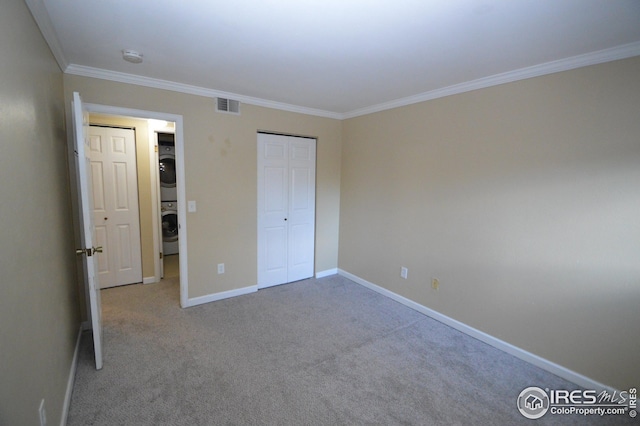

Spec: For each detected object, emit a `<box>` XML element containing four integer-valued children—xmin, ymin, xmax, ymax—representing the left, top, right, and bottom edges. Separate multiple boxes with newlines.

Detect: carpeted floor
<box><xmin>67</xmin><ymin>275</ymin><xmax>631</xmax><ymax>425</ymax></box>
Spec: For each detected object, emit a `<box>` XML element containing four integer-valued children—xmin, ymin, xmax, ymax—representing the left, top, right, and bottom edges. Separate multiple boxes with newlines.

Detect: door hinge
<box><xmin>154</xmin><ymin>145</ymin><xmax>158</xmax><ymax>152</ymax></box>
<box><xmin>159</xmin><ymin>252</ymin><xmax>163</xmax><ymax>259</ymax></box>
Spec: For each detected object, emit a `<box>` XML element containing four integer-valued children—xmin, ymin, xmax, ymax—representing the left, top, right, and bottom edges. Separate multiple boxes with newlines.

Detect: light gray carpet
<box><xmin>67</xmin><ymin>275</ymin><xmax>629</xmax><ymax>425</ymax></box>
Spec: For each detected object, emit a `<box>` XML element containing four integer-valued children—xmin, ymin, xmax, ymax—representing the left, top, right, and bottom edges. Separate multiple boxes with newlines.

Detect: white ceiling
<box><xmin>29</xmin><ymin>0</ymin><xmax>640</xmax><ymax>118</ymax></box>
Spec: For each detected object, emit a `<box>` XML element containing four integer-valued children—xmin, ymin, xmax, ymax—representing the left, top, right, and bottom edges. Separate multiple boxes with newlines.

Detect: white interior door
<box><xmin>72</xmin><ymin>92</ymin><xmax>103</xmax><ymax>370</ymax></box>
<box><xmin>89</xmin><ymin>126</ymin><xmax>143</xmax><ymax>288</ymax></box>
<box><xmin>286</xmin><ymin>138</ymin><xmax>316</xmax><ymax>282</ymax></box>
<box><xmin>257</xmin><ymin>133</ymin><xmax>316</xmax><ymax>288</ymax></box>
<box><xmin>258</xmin><ymin>135</ymin><xmax>288</xmax><ymax>287</ymax></box>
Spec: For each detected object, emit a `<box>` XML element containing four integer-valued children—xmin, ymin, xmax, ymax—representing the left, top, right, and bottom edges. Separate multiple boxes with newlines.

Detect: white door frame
<box><xmin>257</xmin><ymin>133</ymin><xmax>316</xmax><ymax>288</ymax></box>
<box><xmin>150</xmin><ymin>129</ymin><xmax>164</xmax><ymax>280</ymax></box>
<box><xmin>84</xmin><ymin>102</ymin><xmax>188</xmax><ymax>307</ymax></box>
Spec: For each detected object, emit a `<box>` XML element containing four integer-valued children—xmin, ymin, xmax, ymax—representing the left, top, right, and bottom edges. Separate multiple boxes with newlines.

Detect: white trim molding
<box><xmin>183</xmin><ymin>285</ymin><xmax>258</xmax><ymax>308</ymax></box>
<box><xmin>65</xmin><ymin>42</ymin><xmax>640</xmax><ymax>121</ymax></box>
<box><xmin>65</xmin><ymin>64</ymin><xmax>343</xmax><ymax>120</ymax></box>
<box><xmin>63</xmin><ymin>42</ymin><xmax>640</xmax><ymax>120</ymax></box>
<box><xmin>26</xmin><ymin>0</ymin><xmax>640</xmax><ymax>121</ymax></box>
<box><xmin>343</xmin><ymin>41</ymin><xmax>640</xmax><ymax>119</ymax></box>
<box><xmin>24</xmin><ymin>0</ymin><xmax>68</xmax><ymax>71</ymax></box>
<box><xmin>315</xmin><ymin>268</ymin><xmax>338</xmax><ymax>279</ymax></box>
<box><xmin>337</xmin><ymin>268</ymin><xmax>618</xmax><ymax>393</ymax></box>
<box><xmin>60</xmin><ymin>326</ymin><xmax>83</xmax><ymax>426</ymax></box>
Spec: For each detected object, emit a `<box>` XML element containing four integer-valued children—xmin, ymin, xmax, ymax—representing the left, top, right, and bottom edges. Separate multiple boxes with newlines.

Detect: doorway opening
<box><xmin>157</xmin><ymin>131</ymin><xmax>180</xmax><ymax>280</ymax></box>
<box><xmin>85</xmin><ymin>104</ymin><xmax>188</xmax><ymax>308</ymax></box>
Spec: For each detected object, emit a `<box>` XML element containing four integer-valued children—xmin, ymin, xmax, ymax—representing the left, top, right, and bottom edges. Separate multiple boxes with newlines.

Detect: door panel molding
<box><xmin>257</xmin><ymin>133</ymin><xmax>316</xmax><ymax>288</ymax></box>
<box><xmin>89</xmin><ymin>126</ymin><xmax>143</xmax><ymax>288</ymax></box>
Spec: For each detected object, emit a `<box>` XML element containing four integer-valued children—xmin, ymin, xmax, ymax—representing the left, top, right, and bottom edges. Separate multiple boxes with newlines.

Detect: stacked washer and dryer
<box><xmin>158</xmin><ymin>133</ymin><xmax>179</xmax><ymax>256</ymax></box>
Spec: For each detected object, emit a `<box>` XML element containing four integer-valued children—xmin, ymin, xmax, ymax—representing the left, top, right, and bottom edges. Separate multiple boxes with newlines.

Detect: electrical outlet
<box><xmin>432</xmin><ymin>278</ymin><xmax>439</xmax><ymax>290</ymax></box>
<box><xmin>217</xmin><ymin>263</ymin><xmax>224</xmax><ymax>274</ymax></box>
<box><xmin>39</xmin><ymin>399</ymin><xmax>47</xmax><ymax>426</ymax></box>
<box><xmin>400</xmin><ymin>267</ymin><xmax>408</xmax><ymax>279</ymax></box>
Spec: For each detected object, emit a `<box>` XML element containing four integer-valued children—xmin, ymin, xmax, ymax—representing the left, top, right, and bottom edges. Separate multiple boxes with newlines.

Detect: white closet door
<box><xmin>89</xmin><ymin>126</ymin><xmax>143</xmax><ymax>288</ymax></box>
<box><xmin>257</xmin><ymin>133</ymin><xmax>316</xmax><ymax>288</ymax></box>
<box><xmin>258</xmin><ymin>134</ymin><xmax>289</xmax><ymax>287</ymax></box>
<box><xmin>286</xmin><ymin>138</ymin><xmax>316</xmax><ymax>282</ymax></box>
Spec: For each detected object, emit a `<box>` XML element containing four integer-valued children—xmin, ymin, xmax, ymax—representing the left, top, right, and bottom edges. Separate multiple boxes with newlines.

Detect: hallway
<box><xmin>163</xmin><ymin>254</ymin><xmax>179</xmax><ymax>279</ymax></box>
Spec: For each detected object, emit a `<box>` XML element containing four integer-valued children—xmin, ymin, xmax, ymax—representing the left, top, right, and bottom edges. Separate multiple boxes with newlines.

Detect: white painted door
<box><xmin>72</xmin><ymin>92</ymin><xmax>103</xmax><ymax>370</ymax></box>
<box><xmin>287</xmin><ymin>137</ymin><xmax>316</xmax><ymax>282</ymax></box>
<box><xmin>258</xmin><ymin>135</ymin><xmax>288</xmax><ymax>286</ymax></box>
<box><xmin>89</xmin><ymin>126</ymin><xmax>143</xmax><ymax>288</ymax></box>
<box><xmin>257</xmin><ymin>133</ymin><xmax>316</xmax><ymax>288</ymax></box>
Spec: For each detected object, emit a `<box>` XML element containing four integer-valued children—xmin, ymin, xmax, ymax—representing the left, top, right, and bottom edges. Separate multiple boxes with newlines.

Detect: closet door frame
<box><xmin>257</xmin><ymin>132</ymin><xmax>316</xmax><ymax>289</ymax></box>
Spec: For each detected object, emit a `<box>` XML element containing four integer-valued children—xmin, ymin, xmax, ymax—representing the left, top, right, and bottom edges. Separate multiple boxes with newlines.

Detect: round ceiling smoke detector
<box><xmin>122</xmin><ymin>49</ymin><xmax>143</xmax><ymax>64</ymax></box>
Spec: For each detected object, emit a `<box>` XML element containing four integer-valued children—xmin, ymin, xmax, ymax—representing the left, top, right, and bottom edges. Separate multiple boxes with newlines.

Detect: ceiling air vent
<box><xmin>216</xmin><ymin>97</ymin><xmax>241</xmax><ymax>115</ymax></box>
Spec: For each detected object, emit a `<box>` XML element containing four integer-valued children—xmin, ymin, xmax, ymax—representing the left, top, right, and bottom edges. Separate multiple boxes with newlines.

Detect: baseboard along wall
<box><xmin>181</xmin><ymin>267</ymin><xmax>614</xmax><ymax>391</ymax></box>
<box><xmin>82</xmin><ymin>268</ymin><xmax>615</xmax><ymax>399</ymax></box>
<box><xmin>183</xmin><ymin>285</ymin><xmax>257</xmax><ymax>308</ymax></box>
<box><xmin>315</xmin><ymin>268</ymin><xmax>338</xmax><ymax>279</ymax></box>
<box><xmin>61</xmin><ymin>326</ymin><xmax>83</xmax><ymax>426</ymax></box>
<box><xmin>183</xmin><ymin>270</ymin><xmax>340</xmax><ymax>308</ymax></box>
<box><xmin>336</xmin><ymin>269</ymin><xmax>617</xmax><ymax>393</ymax></box>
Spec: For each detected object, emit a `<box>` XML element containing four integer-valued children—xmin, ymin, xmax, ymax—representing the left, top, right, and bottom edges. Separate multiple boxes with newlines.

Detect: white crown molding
<box><xmin>64</xmin><ymin>64</ymin><xmax>343</xmax><ymax>120</ymax></box>
<box><xmin>25</xmin><ymin>0</ymin><xmax>68</xmax><ymax>71</ymax></box>
<box><xmin>69</xmin><ymin>39</ymin><xmax>639</xmax><ymax>121</ymax></box>
<box><xmin>342</xmin><ymin>41</ymin><xmax>640</xmax><ymax>119</ymax></box>
<box><xmin>22</xmin><ymin>0</ymin><xmax>640</xmax><ymax>121</ymax></box>
<box><xmin>24</xmin><ymin>0</ymin><xmax>640</xmax><ymax>121</ymax></box>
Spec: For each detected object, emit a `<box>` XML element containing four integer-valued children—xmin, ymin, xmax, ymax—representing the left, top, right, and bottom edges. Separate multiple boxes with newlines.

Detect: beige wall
<box><xmin>7</xmin><ymin>0</ymin><xmax>636</xmax><ymax>417</ymax></box>
<box><xmin>54</xmin><ymin>17</ymin><xmax>637</xmax><ymax>395</ymax></box>
<box><xmin>339</xmin><ymin>56</ymin><xmax>640</xmax><ymax>390</ymax></box>
<box><xmin>89</xmin><ymin>114</ymin><xmax>156</xmax><ymax>280</ymax></box>
<box><xmin>0</xmin><ymin>1</ymin><xmax>79</xmax><ymax>425</ymax></box>
<box><xmin>64</xmin><ymin>75</ymin><xmax>342</xmax><ymax>299</ymax></box>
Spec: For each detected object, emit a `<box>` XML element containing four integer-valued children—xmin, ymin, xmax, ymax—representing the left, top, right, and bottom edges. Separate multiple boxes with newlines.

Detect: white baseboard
<box><xmin>182</xmin><ymin>270</ymin><xmax>341</xmax><ymax>307</ymax></box>
<box><xmin>60</xmin><ymin>326</ymin><xmax>82</xmax><ymax>426</ymax></box>
<box><xmin>315</xmin><ymin>268</ymin><xmax>338</xmax><ymax>279</ymax></box>
<box><xmin>142</xmin><ymin>276</ymin><xmax>158</xmax><ymax>284</ymax></box>
<box><xmin>337</xmin><ymin>268</ymin><xmax>616</xmax><ymax>392</ymax></box>
<box><xmin>183</xmin><ymin>285</ymin><xmax>257</xmax><ymax>308</ymax></box>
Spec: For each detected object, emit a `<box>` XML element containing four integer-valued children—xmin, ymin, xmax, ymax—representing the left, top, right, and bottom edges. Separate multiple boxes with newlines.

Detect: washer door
<box><xmin>159</xmin><ymin>154</ymin><xmax>176</xmax><ymax>189</ymax></box>
<box><xmin>162</xmin><ymin>211</ymin><xmax>179</xmax><ymax>242</ymax></box>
